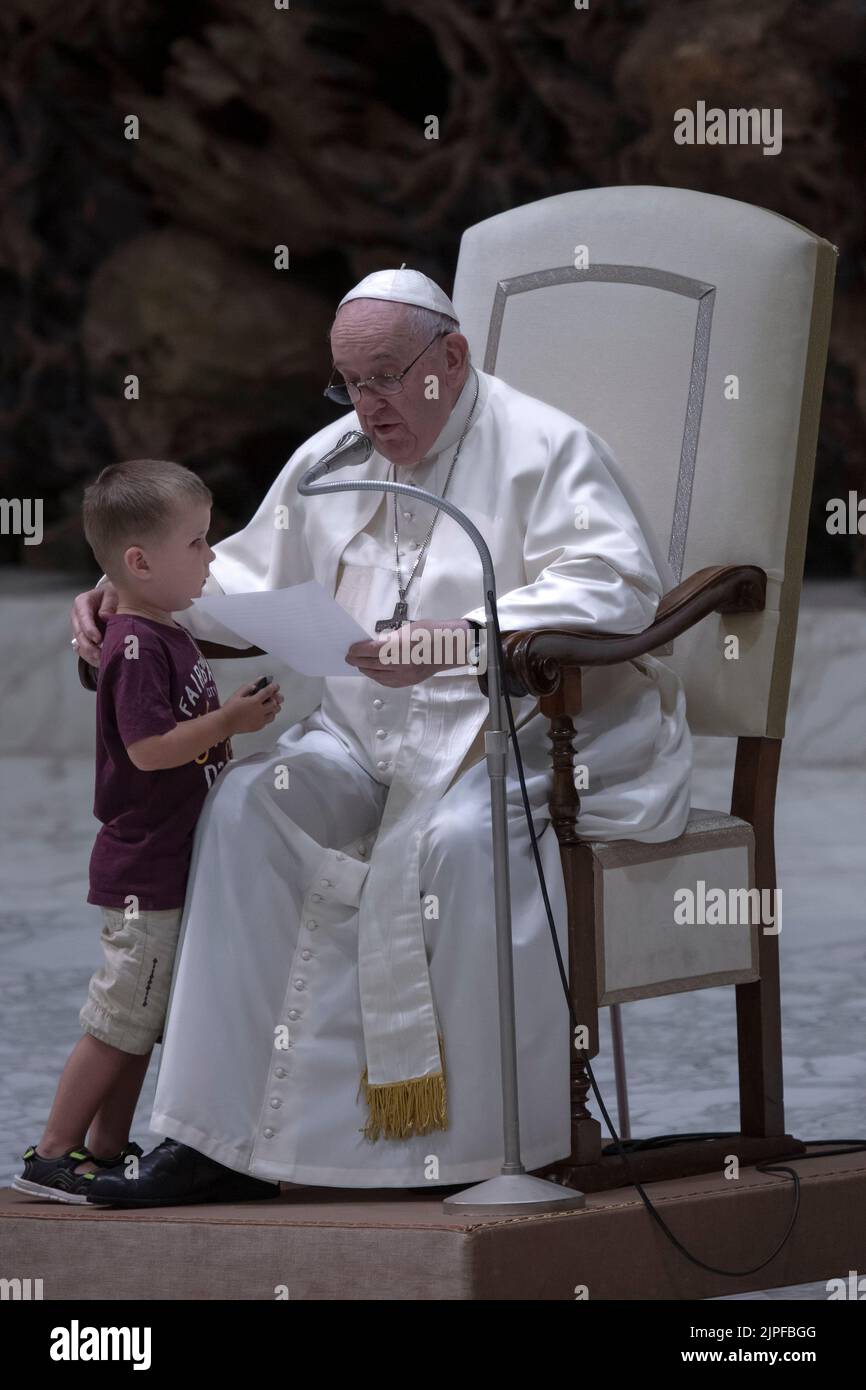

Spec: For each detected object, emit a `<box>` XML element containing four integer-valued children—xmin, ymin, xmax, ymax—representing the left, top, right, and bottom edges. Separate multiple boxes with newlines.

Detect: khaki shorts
<box><xmin>79</xmin><ymin>905</ymin><xmax>184</xmax><ymax>1055</ymax></box>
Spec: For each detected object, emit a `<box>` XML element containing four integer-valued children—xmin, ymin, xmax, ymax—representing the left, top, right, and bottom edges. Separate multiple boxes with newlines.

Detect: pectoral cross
<box><xmin>374</xmin><ymin>599</ymin><xmax>409</xmax><ymax>633</ymax></box>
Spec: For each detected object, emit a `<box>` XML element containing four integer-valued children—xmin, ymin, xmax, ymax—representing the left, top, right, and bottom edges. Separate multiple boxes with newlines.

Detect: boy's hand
<box><xmin>222</xmin><ymin>680</ymin><xmax>284</xmax><ymax>735</ymax></box>
<box><xmin>71</xmin><ymin>583</ymin><xmax>118</xmax><ymax>666</ymax></box>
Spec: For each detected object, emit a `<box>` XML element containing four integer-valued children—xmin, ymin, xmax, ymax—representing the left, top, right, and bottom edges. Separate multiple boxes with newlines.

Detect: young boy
<box><xmin>15</xmin><ymin>459</ymin><xmax>283</xmax><ymax>1202</ymax></box>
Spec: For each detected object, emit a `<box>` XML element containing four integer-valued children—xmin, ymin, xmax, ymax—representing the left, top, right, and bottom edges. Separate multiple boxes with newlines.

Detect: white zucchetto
<box><xmin>337</xmin><ymin>264</ymin><xmax>459</xmax><ymax>320</ymax></box>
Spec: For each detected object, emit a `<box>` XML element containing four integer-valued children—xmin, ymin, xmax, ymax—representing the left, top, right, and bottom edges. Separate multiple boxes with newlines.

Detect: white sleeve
<box><xmin>462</xmin><ymin>426</ymin><xmax>662</xmax><ymax>635</ymax></box>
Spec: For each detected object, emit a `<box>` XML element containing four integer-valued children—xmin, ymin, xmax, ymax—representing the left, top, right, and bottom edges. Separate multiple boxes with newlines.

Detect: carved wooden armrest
<box><xmin>476</xmin><ymin>564</ymin><xmax>767</xmax><ymax>701</ymax></box>
<box><xmin>76</xmin><ymin>641</ymin><xmax>266</xmax><ymax>693</ymax></box>
<box><xmin>194</xmin><ymin>640</ymin><xmax>266</xmax><ymax>660</ymax></box>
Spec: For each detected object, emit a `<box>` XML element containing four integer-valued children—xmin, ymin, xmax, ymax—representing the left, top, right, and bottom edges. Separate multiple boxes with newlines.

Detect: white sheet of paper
<box><xmin>191</xmin><ymin>582</ymin><xmax>374</xmax><ymax>676</ymax></box>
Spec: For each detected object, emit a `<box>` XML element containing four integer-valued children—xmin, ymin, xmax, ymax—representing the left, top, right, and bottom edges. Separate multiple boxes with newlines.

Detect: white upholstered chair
<box><xmin>451</xmin><ymin>185</ymin><xmax>836</xmax><ymax>1187</ymax></box>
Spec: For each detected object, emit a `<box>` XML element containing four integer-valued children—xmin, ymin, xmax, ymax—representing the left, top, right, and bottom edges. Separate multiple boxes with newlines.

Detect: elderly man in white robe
<box><xmin>73</xmin><ymin>268</ymin><xmax>692</xmax><ymax>1205</ymax></box>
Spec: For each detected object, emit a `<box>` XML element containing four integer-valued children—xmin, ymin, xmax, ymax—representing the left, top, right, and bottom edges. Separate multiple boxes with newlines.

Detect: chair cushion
<box><xmin>586</xmin><ymin>807</ymin><xmax>762</xmax><ymax>1000</ymax></box>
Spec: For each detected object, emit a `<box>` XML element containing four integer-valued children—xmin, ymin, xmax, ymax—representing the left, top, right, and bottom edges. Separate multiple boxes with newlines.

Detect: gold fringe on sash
<box><xmin>357</xmin><ymin>1032</ymin><xmax>448</xmax><ymax>1141</ymax></box>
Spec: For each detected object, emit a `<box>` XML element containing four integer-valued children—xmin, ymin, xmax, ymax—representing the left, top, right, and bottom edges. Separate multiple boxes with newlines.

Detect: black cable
<box><xmin>484</xmin><ymin>590</ymin><xmax>863</xmax><ymax>1278</ymax></box>
<box><xmin>605</xmin><ymin>1132</ymin><xmax>866</xmax><ymax>1159</ymax></box>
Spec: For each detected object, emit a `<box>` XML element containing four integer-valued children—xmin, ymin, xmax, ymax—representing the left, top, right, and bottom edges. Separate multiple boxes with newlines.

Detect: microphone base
<box><xmin>442</xmin><ymin>1173</ymin><xmax>586</xmax><ymax>1213</ymax></box>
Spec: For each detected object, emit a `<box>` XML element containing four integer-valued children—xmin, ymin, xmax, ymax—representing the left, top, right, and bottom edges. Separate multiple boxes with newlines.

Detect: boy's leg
<box><xmin>68</xmin><ymin>905</ymin><xmax>183</xmax><ymax>1169</ymax></box>
<box><xmin>87</xmin><ymin>1049</ymin><xmax>152</xmax><ymax>1162</ymax></box>
<box><xmin>38</xmin><ymin>1034</ymin><xmax>150</xmax><ymax>1171</ymax></box>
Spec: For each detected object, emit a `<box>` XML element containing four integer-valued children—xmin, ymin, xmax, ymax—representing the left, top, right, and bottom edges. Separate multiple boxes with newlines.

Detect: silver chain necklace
<box><xmin>374</xmin><ymin>365</ymin><xmax>480</xmax><ymax>633</ymax></box>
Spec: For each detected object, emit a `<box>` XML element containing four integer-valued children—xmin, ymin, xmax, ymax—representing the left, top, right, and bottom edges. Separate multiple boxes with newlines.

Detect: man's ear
<box><xmin>445</xmin><ymin>333</ymin><xmax>470</xmax><ymax>383</ymax></box>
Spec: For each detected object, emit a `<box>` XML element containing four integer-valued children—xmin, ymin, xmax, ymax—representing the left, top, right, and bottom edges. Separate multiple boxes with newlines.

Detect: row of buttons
<box><xmin>373</xmin><ymin>485</ymin><xmax>429</xmax><ymax>772</ymax></box>
<box><xmin>261</xmin><ymin>864</ymin><xmax>342</xmax><ymax>1139</ymax></box>
<box><xmin>371</xmin><ymin>693</ymin><xmax>392</xmax><ymax>772</ymax></box>
<box><xmin>399</xmin><ymin>498</ymin><xmax>417</xmax><ymax>549</ymax></box>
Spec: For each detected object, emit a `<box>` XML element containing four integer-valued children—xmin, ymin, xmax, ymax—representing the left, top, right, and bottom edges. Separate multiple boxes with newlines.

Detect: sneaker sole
<box><xmin>12</xmin><ymin>1176</ymin><xmax>91</xmax><ymax>1205</ymax></box>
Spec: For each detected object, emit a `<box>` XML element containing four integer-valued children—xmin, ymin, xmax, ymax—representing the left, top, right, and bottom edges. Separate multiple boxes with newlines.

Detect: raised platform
<box><xmin>3</xmin><ymin>1145</ymin><xmax>863</xmax><ymax>1300</ymax></box>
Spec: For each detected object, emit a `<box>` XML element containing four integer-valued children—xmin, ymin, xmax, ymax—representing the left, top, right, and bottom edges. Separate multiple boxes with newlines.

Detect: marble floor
<box><xmin>1</xmin><ymin>746</ymin><xmax>863</xmax><ymax>1299</ymax></box>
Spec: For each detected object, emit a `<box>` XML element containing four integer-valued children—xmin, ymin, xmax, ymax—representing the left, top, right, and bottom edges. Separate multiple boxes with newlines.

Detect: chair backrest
<box><xmin>452</xmin><ymin>186</ymin><xmax>836</xmax><ymax>738</ymax></box>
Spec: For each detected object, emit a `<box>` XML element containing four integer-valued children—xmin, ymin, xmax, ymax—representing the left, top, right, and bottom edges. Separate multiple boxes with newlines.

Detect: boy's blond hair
<box><xmin>83</xmin><ymin>459</ymin><xmax>213</xmax><ymax>579</ymax></box>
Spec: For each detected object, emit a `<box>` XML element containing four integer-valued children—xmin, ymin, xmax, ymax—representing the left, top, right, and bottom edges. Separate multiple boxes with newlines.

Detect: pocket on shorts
<box><xmin>100</xmin><ymin>907</ymin><xmax>137</xmax><ymax>947</ymax></box>
<box><xmin>82</xmin><ymin>906</ymin><xmax>183</xmax><ymax>1052</ymax></box>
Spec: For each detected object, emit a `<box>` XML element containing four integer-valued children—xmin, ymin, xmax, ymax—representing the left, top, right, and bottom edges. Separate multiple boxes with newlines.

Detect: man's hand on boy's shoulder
<box><xmin>71</xmin><ymin>581</ymin><xmax>119</xmax><ymax>667</ymax></box>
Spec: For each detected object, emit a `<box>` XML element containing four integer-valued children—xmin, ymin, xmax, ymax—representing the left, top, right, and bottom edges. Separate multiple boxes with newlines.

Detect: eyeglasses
<box><xmin>323</xmin><ymin>330</ymin><xmax>450</xmax><ymax>406</ymax></box>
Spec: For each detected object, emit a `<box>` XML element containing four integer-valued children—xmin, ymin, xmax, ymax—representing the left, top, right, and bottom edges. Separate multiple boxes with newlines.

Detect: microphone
<box><xmin>300</xmin><ymin>429</ymin><xmax>373</xmax><ymax>486</ymax></box>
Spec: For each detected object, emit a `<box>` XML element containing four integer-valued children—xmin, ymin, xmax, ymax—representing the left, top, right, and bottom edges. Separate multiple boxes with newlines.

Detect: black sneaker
<box><xmin>89</xmin><ymin>1141</ymin><xmax>145</xmax><ymax>1170</ymax></box>
<box><xmin>13</xmin><ymin>1144</ymin><xmax>99</xmax><ymax>1205</ymax></box>
<box><xmin>86</xmin><ymin>1137</ymin><xmax>281</xmax><ymax>1208</ymax></box>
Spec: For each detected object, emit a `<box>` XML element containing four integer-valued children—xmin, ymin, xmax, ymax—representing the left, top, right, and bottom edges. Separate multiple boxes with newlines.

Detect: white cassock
<box><xmin>150</xmin><ymin>365</ymin><xmax>692</xmax><ymax>1187</ymax></box>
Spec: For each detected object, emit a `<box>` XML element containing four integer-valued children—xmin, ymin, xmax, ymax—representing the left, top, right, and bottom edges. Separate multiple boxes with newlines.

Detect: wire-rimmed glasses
<box><xmin>323</xmin><ymin>330</ymin><xmax>450</xmax><ymax>406</ymax></box>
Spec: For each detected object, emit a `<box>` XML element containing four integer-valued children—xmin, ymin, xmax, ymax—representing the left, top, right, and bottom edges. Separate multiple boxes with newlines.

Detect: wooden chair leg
<box><xmin>732</xmin><ymin>736</ymin><xmax>785</xmax><ymax>1136</ymax></box>
<box><xmin>541</xmin><ymin>672</ymin><xmax>603</xmax><ymax>1168</ymax></box>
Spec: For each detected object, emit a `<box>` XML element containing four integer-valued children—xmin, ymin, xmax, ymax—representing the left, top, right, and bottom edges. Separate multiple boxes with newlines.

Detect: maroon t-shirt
<box><xmin>88</xmin><ymin>614</ymin><xmax>233</xmax><ymax>911</ymax></box>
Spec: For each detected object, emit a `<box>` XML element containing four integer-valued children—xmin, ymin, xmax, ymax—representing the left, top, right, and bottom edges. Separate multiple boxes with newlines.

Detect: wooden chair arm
<box><xmin>78</xmin><ymin>657</ymin><xmax>98</xmax><ymax>692</ymax></box>
<box><xmin>477</xmin><ymin>564</ymin><xmax>767</xmax><ymax>700</ymax></box>
<box><xmin>77</xmin><ymin>562</ymin><xmax>764</xmax><ymax>701</ymax></box>
<box><xmin>194</xmin><ymin>641</ymin><xmax>266</xmax><ymax>660</ymax></box>
<box><xmin>76</xmin><ymin>641</ymin><xmax>266</xmax><ymax>693</ymax></box>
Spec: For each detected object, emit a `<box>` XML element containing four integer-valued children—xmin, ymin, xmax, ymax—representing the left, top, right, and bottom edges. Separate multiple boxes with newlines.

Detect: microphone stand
<box><xmin>299</xmin><ymin>432</ymin><xmax>585</xmax><ymax>1214</ymax></box>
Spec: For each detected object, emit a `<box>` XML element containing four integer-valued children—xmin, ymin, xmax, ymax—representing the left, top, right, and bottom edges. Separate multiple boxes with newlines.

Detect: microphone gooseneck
<box><xmin>298</xmin><ymin>430</ymin><xmax>373</xmax><ymax>486</ymax></box>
